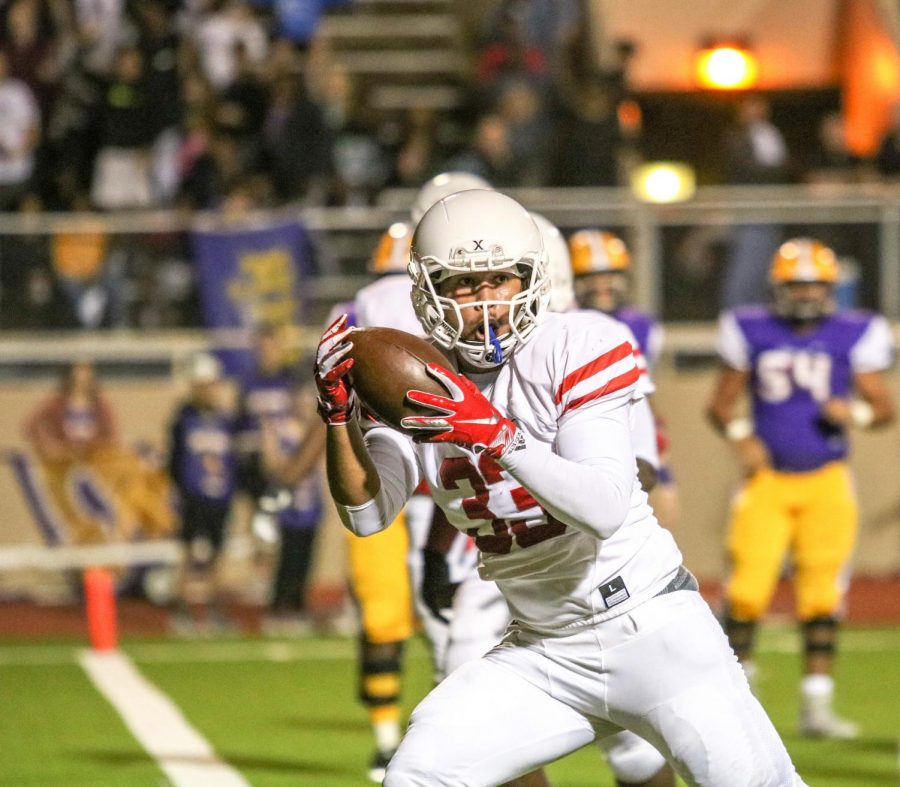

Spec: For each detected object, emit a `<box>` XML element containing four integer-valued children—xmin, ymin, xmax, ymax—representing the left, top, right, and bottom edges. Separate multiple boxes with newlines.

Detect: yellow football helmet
<box><xmin>568</xmin><ymin>230</ymin><xmax>630</xmax><ymax>276</ymax></box>
<box><xmin>770</xmin><ymin>238</ymin><xmax>838</xmax><ymax>320</ymax></box>
<box><xmin>369</xmin><ymin>222</ymin><xmax>413</xmax><ymax>275</ymax></box>
<box><xmin>770</xmin><ymin>238</ymin><xmax>839</xmax><ymax>284</ymax></box>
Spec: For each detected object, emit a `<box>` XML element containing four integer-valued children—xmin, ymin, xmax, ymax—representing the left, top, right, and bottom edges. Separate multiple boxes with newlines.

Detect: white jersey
<box><xmin>363</xmin><ymin>311</ymin><xmax>682</xmax><ymax>634</ymax></box>
<box><xmin>354</xmin><ymin>274</ymin><xmax>423</xmax><ymax>336</ymax></box>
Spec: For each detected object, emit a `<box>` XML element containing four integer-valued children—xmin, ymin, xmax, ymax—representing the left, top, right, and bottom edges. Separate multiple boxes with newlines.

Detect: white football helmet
<box><xmin>410</xmin><ymin>171</ymin><xmax>493</xmax><ymax>225</ymax></box>
<box><xmin>531</xmin><ymin>212</ymin><xmax>574</xmax><ymax>313</ymax></box>
<box><xmin>409</xmin><ymin>190</ymin><xmax>549</xmax><ymax>370</ymax></box>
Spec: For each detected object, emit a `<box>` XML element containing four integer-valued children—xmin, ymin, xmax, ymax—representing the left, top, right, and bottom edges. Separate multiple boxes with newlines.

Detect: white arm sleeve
<box><xmin>499</xmin><ymin>403</ymin><xmax>635</xmax><ymax>540</ymax></box>
<box><xmin>646</xmin><ymin>323</ymin><xmax>665</xmax><ymax>369</ymax></box>
<box><xmin>630</xmin><ymin>396</ymin><xmax>659</xmax><ymax>468</ymax></box>
<box><xmin>850</xmin><ymin>315</ymin><xmax>895</xmax><ymax>372</ymax></box>
<box><xmin>336</xmin><ymin>427</ymin><xmax>421</xmax><ymax>536</ymax></box>
<box><xmin>715</xmin><ymin>311</ymin><xmax>750</xmax><ymax>370</ymax></box>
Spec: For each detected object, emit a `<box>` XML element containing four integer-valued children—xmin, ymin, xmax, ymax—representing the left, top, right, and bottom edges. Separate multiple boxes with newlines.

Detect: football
<box><xmin>348</xmin><ymin>327</ymin><xmax>453</xmax><ymax>432</ymax></box>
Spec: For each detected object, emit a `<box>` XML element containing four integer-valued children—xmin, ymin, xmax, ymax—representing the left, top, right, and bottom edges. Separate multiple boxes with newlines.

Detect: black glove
<box><xmin>421</xmin><ymin>548</ymin><xmax>459</xmax><ymax>624</ymax></box>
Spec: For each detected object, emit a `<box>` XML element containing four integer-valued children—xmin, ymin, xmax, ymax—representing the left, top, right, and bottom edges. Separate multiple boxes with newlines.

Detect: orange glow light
<box><xmin>696</xmin><ymin>45</ymin><xmax>758</xmax><ymax>90</ymax></box>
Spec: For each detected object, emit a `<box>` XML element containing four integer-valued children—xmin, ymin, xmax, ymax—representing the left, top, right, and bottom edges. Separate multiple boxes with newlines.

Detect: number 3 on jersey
<box><xmin>439</xmin><ymin>454</ymin><xmax>565</xmax><ymax>554</ymax></box>
<box><xmin>757</xmin><ymin>349</ymin><xmax>832</xmax><ymax>403</ymax></box>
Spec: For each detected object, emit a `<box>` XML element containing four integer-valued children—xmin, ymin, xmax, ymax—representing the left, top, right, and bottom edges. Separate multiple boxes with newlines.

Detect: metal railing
<box><xmin>1</xmin><ymin>182</ymin><xmax>899</xmax><ymax>354</ymax></box>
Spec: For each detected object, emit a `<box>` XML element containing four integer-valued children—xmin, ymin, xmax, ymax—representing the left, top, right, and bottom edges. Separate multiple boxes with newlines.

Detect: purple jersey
<box><xmin>613</xmin><ymin>307</ymin><xmax>661</xmax><ymax>369</ymax></box>
<box><xmin>168</xmin><ymin>403</ymin><xmax>237</xmax><ymax>502</ymax></box>
<box><xmin>717</xmin><ymin>307</ymin><xmax>893</xmax><ymax>472</ymax></box>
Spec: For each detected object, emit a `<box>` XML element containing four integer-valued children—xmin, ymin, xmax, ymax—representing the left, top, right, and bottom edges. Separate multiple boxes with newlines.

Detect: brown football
<box><xmin>348</xmin><ymin>327</ymin><xmax>453</xmax><ymax>432</ymax></box>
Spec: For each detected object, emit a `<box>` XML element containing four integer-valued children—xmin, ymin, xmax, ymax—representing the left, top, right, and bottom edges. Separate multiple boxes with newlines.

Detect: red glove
<box><xmin>402</xmin><ymin>364</ymin><xmax>522</xmax><ymax>459</ymax></box>
<box><xmin>314</xmin><ymin>314</ymin><xmax>356</xmax><ymax>425</ymax></box>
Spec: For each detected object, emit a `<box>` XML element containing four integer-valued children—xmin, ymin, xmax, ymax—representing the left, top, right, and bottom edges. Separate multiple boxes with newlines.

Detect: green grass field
<box><xmin>1</xmin><ymin>626</ymin><xmax>898</xmax><ymax>786</ymax></box>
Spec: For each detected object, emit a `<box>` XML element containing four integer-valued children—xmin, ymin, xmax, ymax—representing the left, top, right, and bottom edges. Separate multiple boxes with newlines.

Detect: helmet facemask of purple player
<box><xmin>568</xmin><ymin>229</ymin><xmax>631</xmax><ymax>314</ymax></box>
<box><xmin>770</xmin><ymin>238</ymin><xmax>838</xmax><ymax>322</ymax></box>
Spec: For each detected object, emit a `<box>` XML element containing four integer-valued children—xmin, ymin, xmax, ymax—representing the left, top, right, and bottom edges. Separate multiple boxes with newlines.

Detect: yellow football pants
<box><xmin>346</xmin><ymin>510</ymin><xmax>413</xmax><ymax>644</ymax></box>
<box><xmin>726</xmin><ymin>462</ymin><xmax>858</xmax><ymax>622</ymax></box>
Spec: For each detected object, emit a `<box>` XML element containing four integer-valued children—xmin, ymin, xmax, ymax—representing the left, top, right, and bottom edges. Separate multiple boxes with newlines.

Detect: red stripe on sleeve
<box><xmin>561</xmin><ymin>366</ymin><xmax>640</xmax><ymax>415</ymax></box>
<box><xmin>555</xmin><ymin>341</ymin><xmax>634</xmax><ymax>404</ymax></box>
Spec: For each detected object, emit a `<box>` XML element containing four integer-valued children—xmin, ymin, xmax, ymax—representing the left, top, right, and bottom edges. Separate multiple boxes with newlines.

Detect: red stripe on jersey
<box><xmin>632</xmin><ymin>348</ymin><xmax>647</xmax><ymax>376</ymax></box>
<box><xmin>561</xmin><ymin>366</ymin><xmax>640</xmax><ymax>415</ymax></box>
<box><xmin>555</xmin><ymin>341</ymin><xmax>634</xmax><ymax>404</ymax></box>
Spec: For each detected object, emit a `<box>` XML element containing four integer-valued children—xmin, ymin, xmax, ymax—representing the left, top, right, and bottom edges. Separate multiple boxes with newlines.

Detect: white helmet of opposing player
<box><xmin>531</xmin><ymin>212</ymin><xmax>574</xmax><ymax>313</ymax></box>
<box><xmin>409</xmin><ymin>189</ymin><xmax>549</xmax><ymax>369</ymax></box>
<box><xmin>410</xmin><ymin>171</ymin><xmax>493</xmax><ymax>225</ymax></box>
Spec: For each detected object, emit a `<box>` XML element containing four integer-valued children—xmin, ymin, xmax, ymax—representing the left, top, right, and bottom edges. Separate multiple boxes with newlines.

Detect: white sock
<box><xmin>801</xmin><ymin>673</ymin><xmax>834</xmax><ymax>699</ymax></box>
<box><xmin>374</xmin><ymin>720</ymin><xmax>401</xmax><ymax>753</ymax></box>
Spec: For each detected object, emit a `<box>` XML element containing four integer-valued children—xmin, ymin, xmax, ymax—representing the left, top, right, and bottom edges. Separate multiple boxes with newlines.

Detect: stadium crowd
<box><xmin>1</xmin><ymin>0</ymin><xmax>899</xmax><ymax>332</ymax></box>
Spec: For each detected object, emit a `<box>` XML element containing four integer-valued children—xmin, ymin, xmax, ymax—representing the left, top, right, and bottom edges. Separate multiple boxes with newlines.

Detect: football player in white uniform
<box><xmin>423</xmin><ymin>210</ymin><xmax>673</xmax><ymax>785</ymax></box>
<box><xmin>317</xmin><ymin>191</ymin><xmax>805</xmax><ymax>786</ymax></box>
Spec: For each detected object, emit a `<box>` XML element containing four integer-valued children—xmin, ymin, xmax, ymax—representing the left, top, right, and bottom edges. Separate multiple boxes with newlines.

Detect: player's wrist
<box><xmin>724</xmin><ymin>417</ymin><xmax>754</xmax><ymax>442</ymax></box>
<box><xmin>487</xmin><ymin>419</ymin><xmax>525</xmax><ymax>462</ymax></box>
<box><xmin>849</xmin><ymin>399</ymin><xmax>875</xmax><ymax>428</ymax></box>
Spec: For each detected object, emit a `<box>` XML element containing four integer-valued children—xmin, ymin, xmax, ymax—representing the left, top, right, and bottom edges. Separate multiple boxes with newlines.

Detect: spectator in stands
<box><xmin>263</xmin><ymin>72</ymin><xmax>332</xmax><ymax>204</ymax></box>
<box><xmin>445</xmin><ymin>113</ymin><xmax>518</xmax><ymax>187</ymax></box>
<box><xmin>89</xmin><ymin>45</ymin><xmax>157</xmax><ymax>209</ymax></box>
<box><xmin>324</xmin><ymin>69</ymin><xmax>390</xmax><ymax>206</ymax></box>
<box><xmin>193</xmin><ymin>0</ymin><xmax>267</xmax><ymax>93</ymax></box>
<box><xmin>477</xmin><ymin>0</ymin><xmax>578</xmax><ymax>101</ymax></box>
<box><xmin>482</xmin><ymin>0</ymin><xmax>581</xmax><ymax>59</ymax></box>
<box><xmin>495</xmin><ymin>77</ymin><xmax>550</xmax><ymax>186</ymax></box>
<box><xmin>215</xmin><ymin>40</ymin><xmax>268</xmax><ymax>173</ymax></box>
<box><xmin>166</xmin><ymin>351</ymin><xmax>239</xmax><ymax>636</ymax></box>
<box><xmin>176</xmin><ymin>114</ymin><xmax>245</xmax><ymax>210</ymax></box>
<box><xmin>132</xmin><ymin>0</ymin><xmax>185</xmax><ymax>203</ymax></box>
<box><xmin>389</xmin><ymin>107</ymin><xmax>444</xmax><ymax>188</ymax></box>
<box><xmin>73</xmin><ymin>0</ymin><xmax>128</xmax><ymax>77</ymax></box>
<box><xmin>0</xmin><ymin>48</ymin><xmax>41</xmax><ymax>210</ymax></box>
<box><xmin>550</xmin><ymin>75</ymin><xmax>621</xmax><ymax>187</ymax></box>
<box><xmin>0</xmin><ymin>191</ymin><xmax>53</xmax><ymax>328</ymax></box>
<box><xmin>804</xmin><ymin>112</ymin><xmax>867</xmax><ymax>185</ymax></box>
<box><xmin>723</xmin><ymin>95</ymin><xmax>789</xmax><ymax>185</ymax></box>
<box><xmin>0</xmin><ymin>0</ymin><xmax>73</xmax><ymax>114</ymax></box>
<box><xmin>720</xmin><ymin>95</ymin><xmax>790</xmax><ymax>308</ymax></box>
<box><xmin>874</xmin><ymin>101</ymin><xmax>900</xmax><ymax>179</ymax></box>
<box><xmin>49</xmin><ymin>200</ymin><xmax>126</xmax><ymax>328</ymax></box>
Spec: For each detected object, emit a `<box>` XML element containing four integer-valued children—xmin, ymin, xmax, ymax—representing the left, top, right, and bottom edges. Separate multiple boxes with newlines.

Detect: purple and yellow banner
<box><xmin>191</xmin><ymin>220</ymin><xmax>315</xmax><ymax>375</ymax></box>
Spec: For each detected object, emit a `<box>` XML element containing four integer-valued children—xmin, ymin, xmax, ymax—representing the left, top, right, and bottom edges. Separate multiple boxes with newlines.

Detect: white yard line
<box><xmin>79</xmin><ymin>649</ymin><xmax>250</xmax><ymax>787</ymax></box>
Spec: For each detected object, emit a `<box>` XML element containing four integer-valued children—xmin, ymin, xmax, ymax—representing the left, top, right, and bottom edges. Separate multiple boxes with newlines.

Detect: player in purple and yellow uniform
<box><xmin>237</xmin><ymin>326</ymin><xmax>324</xmax><ymax>633</ymax></box>
<box><xmin>568</xmin><ymin>230</ymin><xmax>678</xmax><ymax>528</ymax></box>
<box><xmin>258</xmin><ymin>381</ymin><xmax>325</xmax><ymax>634</ymax></box>
<box><xmin>166</xmin><ymin>352</ymin><xmax>238</xmax><ymax>634</ymax></box>
<box><xmin>707</xmin><ymin>237</ymin><xmax>895</xmax><ymax>738</ymax></box>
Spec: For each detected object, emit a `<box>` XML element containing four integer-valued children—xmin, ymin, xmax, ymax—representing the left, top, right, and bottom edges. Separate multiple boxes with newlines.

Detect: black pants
<box><xmin>271</xmin><ymin>527</ymin><xmax>318</xmax><ymax>612</ymax></box>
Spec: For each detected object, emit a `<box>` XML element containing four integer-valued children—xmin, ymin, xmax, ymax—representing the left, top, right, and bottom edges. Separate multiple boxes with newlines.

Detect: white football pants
<box><xmin>384</xmin><ymin>590</ymin><xmax>806</xmax><ymax>787</ymax></box>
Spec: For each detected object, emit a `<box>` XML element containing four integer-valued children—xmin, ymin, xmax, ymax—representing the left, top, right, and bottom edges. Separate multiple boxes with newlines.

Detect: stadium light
<box><xmin>695</xmin><ymin>42</ymin><xmax>758</xmax><ymax>90</ymax></box>
<box><xmin>630</xmin><ymin>162</ymin><xmax>696</xmax><ymax>204</ymax></box>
